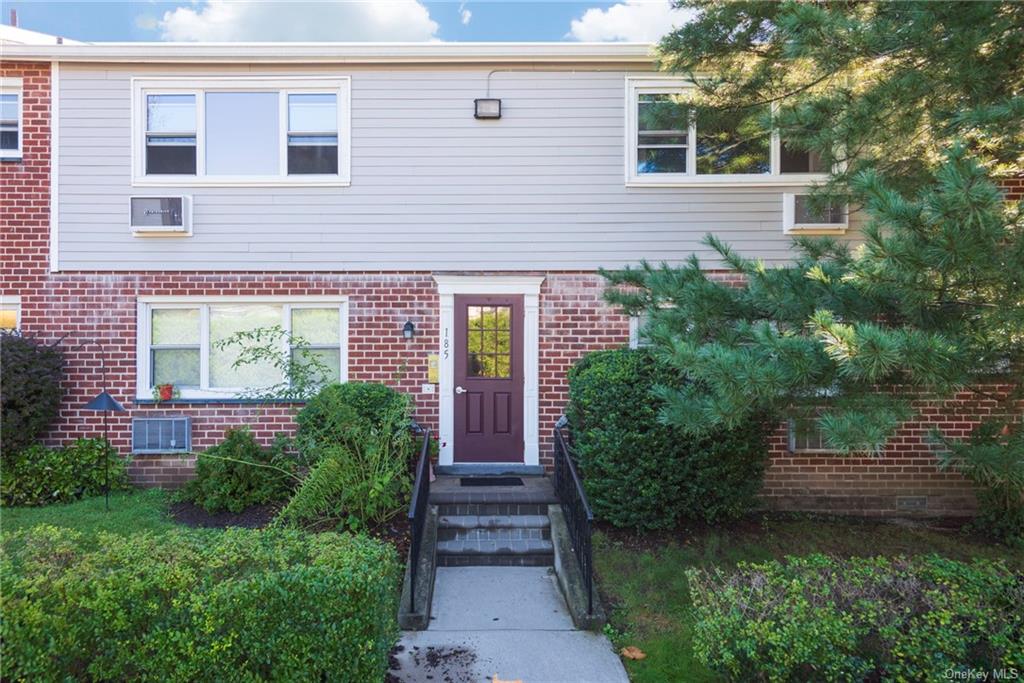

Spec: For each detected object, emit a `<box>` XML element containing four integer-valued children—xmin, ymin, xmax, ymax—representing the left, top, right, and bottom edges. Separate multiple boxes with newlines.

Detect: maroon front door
<box><xmin>453</xmin><ymin>294</ymin><xmax>524</xmax><ymax>463</ymax></box>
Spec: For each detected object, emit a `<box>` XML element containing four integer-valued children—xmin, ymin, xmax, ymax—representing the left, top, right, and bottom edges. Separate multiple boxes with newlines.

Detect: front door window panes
<box><xmin>466</xmin><ymin>305</ymin><xmax>512</xmax><ymax>378</ymax></box>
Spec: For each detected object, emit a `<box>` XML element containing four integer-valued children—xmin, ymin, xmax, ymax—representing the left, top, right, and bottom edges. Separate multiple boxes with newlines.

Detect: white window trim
<box><xmin>433</xmin><ymin>275</ymin><xmax>544</xmax><ymax>468</ymax></box>
<box><xmin>131</xmin><ymin>76</ymin><xmax>351</xmax><ymax>188</ymax></box>
<box><xmin>136</xmin><ymin>295</ymin><xmax>349</xmax><ymax>400</ymax></box>
<box><xmin>624</xmin><ymin>76</ymin><xmax>829</xmax><ymax>188</ymax></box>
<box><xmin>0</xmin><ymin>76</ymin><xmax>23</xmax><ymax>160</ymax></box>
<box><xmin>1</xmin><ymin>294</ymin><xmax>22</xmax><ymax>330</ymax></box>
<box><xmin>782</xmin><ymin>192</ymin><xmax>849</xmax><ymax>235</ymax></box>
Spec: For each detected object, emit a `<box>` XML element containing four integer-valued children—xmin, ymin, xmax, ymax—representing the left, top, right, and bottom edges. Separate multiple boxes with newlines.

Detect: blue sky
<box><xmin>3</xmin><ymin>0</ymin><xmax>690</xmax><ymax>43</ymax></box>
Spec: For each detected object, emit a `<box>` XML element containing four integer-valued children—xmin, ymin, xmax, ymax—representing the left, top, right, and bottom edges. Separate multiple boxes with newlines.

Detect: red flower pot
<box><xmin>158</xmin><ymin>384</ymin><xmax>174</xmax><ymax>401</ymax></box>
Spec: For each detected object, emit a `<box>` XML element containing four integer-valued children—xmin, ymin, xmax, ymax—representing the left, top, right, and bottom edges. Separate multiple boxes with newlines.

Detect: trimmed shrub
<box><xmin>1</xmin><ymin>438</ymin><xmax>129</xmax><ymax>507</ymax></box>
<box><xmin>567</xmin><ymin>348</ymin><xmax>770</xmax><ymax>530</ymax></box>
<box><xmin>1</xmin><ymin>525</ymin><xmax>400</xmax><ymax>682</ymax></box>
<box><xmin>281</xmin><ymin>384</ymin><xmax>414</xmax><ymax>529</ymax></box>
<box><xmin>688</xmin><ymin>554</ymin><xmax>1024</xmax><ymax>682</ymax></box>
<box><xmin>0</xmin><ymin>332</ymin><xmax>64</xmax><ymax>457</ymax></box>
<box><xmin>176</xmin><ymin>428</ymin><xmax>298</xmax><ymax>513</ymax></box>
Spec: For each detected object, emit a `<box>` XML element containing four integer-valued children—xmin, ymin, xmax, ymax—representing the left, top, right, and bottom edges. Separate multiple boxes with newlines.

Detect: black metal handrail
<box><xmin>407</xmin><ymin>428</ymin><xmax>432</xmax><ymax>611</ymax></box>
<box><xmin>553</xmin><ymin>422</ymin><xmax>594</xmax><ymax>615</ymax></box>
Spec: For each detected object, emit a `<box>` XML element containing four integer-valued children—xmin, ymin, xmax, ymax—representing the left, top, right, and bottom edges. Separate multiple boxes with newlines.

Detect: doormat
<box><xmin>459</xmin><ymin>477</ymin><xmax>524</xmax><ymax>487</ymax></box>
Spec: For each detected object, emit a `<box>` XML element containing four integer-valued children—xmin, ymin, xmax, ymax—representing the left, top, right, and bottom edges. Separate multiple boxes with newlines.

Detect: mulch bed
<box><xmin>169</xmin><ymin>501</ymin><xmax>279</xmax><ymax>529</ymax></box>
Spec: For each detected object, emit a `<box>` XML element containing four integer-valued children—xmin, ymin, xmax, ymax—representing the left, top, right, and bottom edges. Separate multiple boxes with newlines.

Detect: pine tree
<box><xmin>606</xmin><ymin>1</ymin><xmax>1024</xmax><ymax>538</ymax></box>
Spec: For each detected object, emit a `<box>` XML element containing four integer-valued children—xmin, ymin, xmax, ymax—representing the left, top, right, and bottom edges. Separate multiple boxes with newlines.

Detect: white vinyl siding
<box><xmin>136</xmin><ymin>296</ymin><xmax>348</xmax><ymax>399</ymax></box>
<box><xmin>58</xmin><ymin>66</ymin><xmax>859</xmax><ymax>271</ymax></box>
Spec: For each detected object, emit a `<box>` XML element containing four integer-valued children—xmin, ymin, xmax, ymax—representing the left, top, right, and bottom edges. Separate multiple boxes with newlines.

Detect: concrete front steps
<box><xmin>430</xmin><ymin>475</ymin><xmax>559</xmax><ymax>567</ymax></box>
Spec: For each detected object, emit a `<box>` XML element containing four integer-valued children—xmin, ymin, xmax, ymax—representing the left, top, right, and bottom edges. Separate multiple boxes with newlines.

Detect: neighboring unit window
<box><xmin>135</xmin><ymin>77</ymin><xmax>349</xmax><ymax>184</ymax></box>
<box><xmin>140</xmin><ymin>299</ymin><xmax>347</xmax><ymax>399</ymax></box>
<box><xmin>0</xmin><ymin>78</ymin><xmax>23</xmax><ymax>159</ymax></box>
<box><xmin>146</xmin><ymin>94</ymin><xmax>197</xmax><ymax>175</ymax></box>
<box><xmin>637</xmin><ymin>94</ymin><xmax>688</xmax><ymax>174</ymax></box>
<box><xmin>627</xmin><ymin>78</ymin><xmax>829</xmax><ymax>184</ymax></box>
<box><xmin>788</xmin><ymin>416</ymin><xmax>838</xmax><ymax>452</ymax></box>
<box><xmin>0</xmin><ymin>295</ymin><xmax>21</xmax><ymax>330</ymax></box>
<box><xmin>628</xmin><ymin>312</ymin><xmax>652</xmax><ymax>349</ymax></box>
<box><xmin>288</xmin><ymin>94</ymin><xmax>339</xmax><ymax>174</ymax></box>
<box><xmin>695</xmin><ymin>108</ymin><xmax>770</xmax><ymax>175</ymax></box>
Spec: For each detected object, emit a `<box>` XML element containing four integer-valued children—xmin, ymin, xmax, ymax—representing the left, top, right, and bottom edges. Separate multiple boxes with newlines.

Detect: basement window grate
<box><xmin>132</xmin><ymin>416</ymin><xmax>191</xmax><ymax>454</ymax></box>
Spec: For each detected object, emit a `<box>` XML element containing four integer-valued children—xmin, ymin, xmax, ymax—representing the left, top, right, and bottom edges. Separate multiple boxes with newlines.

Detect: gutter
<box><xmin>0</xmin><ymin>41</ymin><xmax>657</xmax><ymax>66</ymax></box>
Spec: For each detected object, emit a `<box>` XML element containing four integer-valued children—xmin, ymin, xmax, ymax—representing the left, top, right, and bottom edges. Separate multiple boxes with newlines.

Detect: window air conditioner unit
<box><xmin>129</xmin><ymin>196</ymin><xmax>191</xmax><ymax>236</ymax></box>
<box><xmin>783</xmin><ymin>193</ymin><xmax>848</xmax><ymax>235</ymax></box>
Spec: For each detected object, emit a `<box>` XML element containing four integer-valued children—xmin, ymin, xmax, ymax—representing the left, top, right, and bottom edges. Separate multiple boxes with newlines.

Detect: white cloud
<box><xmin>459</xmin><ymin>4</ymin><xmax>472</xmax><ymax>26</ymax></box>
<box><xmin>568</xmin><ymin>0</ymin><xmax>694</xmax><ymax>42</ymax></box>
<box><xmin>157</xmin><ymin>0</ymin><xmax>439</xmax><ymax>42</ymax></box>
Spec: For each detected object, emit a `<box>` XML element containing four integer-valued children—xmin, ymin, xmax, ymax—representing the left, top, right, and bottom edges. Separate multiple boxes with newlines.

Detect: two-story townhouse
<box><xmin>4</xmin><ymin>37</ymin><xmax>1011</xmax><ymax>517</ymax></box>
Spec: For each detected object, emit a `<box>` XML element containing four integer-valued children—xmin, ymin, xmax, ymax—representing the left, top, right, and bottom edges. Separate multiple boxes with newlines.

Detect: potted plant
<box><xmin>153</xmin><ymin>383</ymin><xmax>179</xmax><ymax>402</ymax></box>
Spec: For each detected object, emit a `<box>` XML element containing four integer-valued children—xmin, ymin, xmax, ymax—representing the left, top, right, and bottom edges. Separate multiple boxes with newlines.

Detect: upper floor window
<box><xmin>0</xmin><ymin>77</ymin><xmax>23</xmax><ymax>160</ymax></box>
<box><xmin>626</xmin><ymin>77</ymin><xmax>828</xmax><ymax>186</ymax></box>
<box><xmin>133</xmin><ymin>77</ymin><xmax>350</xmax><ymax>186</ymax></box>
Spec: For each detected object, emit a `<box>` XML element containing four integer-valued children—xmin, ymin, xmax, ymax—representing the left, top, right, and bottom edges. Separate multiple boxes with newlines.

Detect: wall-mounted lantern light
<box><xmin>474</xmin><ymin>98</ymin><xmax>501</xmax><ymax>119</ymax></box>
<box><xmin>403</xmin><ymin>320</ymin><xmax>416</xmax><ymax>339</ymax></box>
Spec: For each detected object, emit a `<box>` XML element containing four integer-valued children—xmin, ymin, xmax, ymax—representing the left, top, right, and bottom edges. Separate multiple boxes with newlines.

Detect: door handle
<box><xmin>455</xmin><ymin>386</ymin><xmax>467</xmax><ymax>394</ymax></box>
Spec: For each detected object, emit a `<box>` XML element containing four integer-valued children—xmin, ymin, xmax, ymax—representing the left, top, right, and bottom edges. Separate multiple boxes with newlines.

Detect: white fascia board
<box><xmin>1</xmin><ymin>42</ymin><xmax>656</xmax><ymax>66</ymax></box>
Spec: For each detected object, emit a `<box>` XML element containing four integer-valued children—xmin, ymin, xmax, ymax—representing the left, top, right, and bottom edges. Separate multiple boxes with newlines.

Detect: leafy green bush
<box><xmin>0</xmin><ymin>332</ymin><xmax>64</xmax><ymax>456</ymax></box>
<box><xmin>1</xmin><ymin>438</ymin><xmax>129</xmax><ymax>507</ymax></box>
<box><xmin>280</xmin><ymin>385</ymin><xmax>414</xmax><ymax>529</ymax></box>
<box><xmin>176</xmin><ymin>428</ymin><xmax>298</xmax><ymax>513</ymax></box>
<box><xmin>567</xmin><ymin>348</ymin><xmax>770</xmax><ymax>530</ymax></box>
<box><xmin>1</xmin><ymin>525</ymin><xmax>400</xmax><ymax>682</ymax></box>
<box><xmin>688</xmin><ymin>554</ymin><xmax>1024</xmax><ymax>682</ymax></box>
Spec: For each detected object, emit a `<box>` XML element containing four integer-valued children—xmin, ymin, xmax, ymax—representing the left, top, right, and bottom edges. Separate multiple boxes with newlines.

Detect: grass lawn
<box><xmin>595</xmin><ymin>514</ymin><xmax>1024</xmax><ymax>683</ymax></box>
<box><xmin>2</xmin><ymin>489</ymin><xmax>178</xmax><ymax>547</ymax></box>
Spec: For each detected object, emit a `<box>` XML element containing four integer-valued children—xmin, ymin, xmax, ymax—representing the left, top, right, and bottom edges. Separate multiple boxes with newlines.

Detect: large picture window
<box><xmin>626</xmin><ymin>77</ymin><xmax>829</xmax><ymax>186</ymax></box>
<box><xmin>137</xmin><ymin>297</ymin><xmax>348</xmax><ymax>399</ymax></box>
<box><xmin>132</xmin><ymin>76</ymin><xmax>350</xmax><ymax>186</ymax></box>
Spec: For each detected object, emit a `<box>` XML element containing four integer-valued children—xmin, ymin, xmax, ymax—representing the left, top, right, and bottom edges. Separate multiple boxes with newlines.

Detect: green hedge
<box><xmin>1</xmin><ymin>438</ymin><xmax>129</xmax><ymax>507</ymax></box>
<box><xmin>0</xmin><ymin>332</ymin><xmax>64</xmax><ymax>456</ymax></box>
<box><xmin>688</xmin><ymin>554</ymin><xmax>1024</xmax><ymax>682</ymax></box>
<box><xmin>567</xmin><ymin>348</ymin><xmax>770</xmax><ymax>530</ymax></box>
<box><xmin>177</xmin><ymin>428</ymin><xmax>298</xmax><ymax>513</ymax></box>
<box><xmin>1</xmin><ymin>526</ymin><xmax>400</xmax><ymax>682</ymax></box>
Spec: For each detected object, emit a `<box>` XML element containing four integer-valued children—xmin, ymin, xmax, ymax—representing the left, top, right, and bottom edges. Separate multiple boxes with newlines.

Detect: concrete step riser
<box><xmin>438</xmin><ymin>527</ymin><xmax>550</xmax><ymax>542</ymax></box>
<box><xmin>437</xmin><ymin>503</ymin><xmax>549</xmax><ymax>517</ymax></box>
<box><xmin>439</xmin><ymin>514</ymin><xmax>550</xmax><ymax>530</ymax></box>
<box><xmin>437</xmin><ymin>554</ymin><xmax>554</xmax><ymax>567</ymax></box>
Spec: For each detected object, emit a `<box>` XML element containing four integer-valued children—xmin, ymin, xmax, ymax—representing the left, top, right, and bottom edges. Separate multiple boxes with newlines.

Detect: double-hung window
<box><xmin>138</xmin><ymin>297</ymin><xmax>348</xmax><ymax>399</ymax></box>
<box><xmin>626</xmin><ymin>77</ymin><xmax>828</xmax><ymax>186</ymax></box>
<box><xmin>133</xmin><ymin>77</ymin><xmax>350</xmax><ymax>186</ymax></box>
<box><xmin>0</xmin><ymin>77</ymin><xmax>23</xmax><ymax>159</ymax></box>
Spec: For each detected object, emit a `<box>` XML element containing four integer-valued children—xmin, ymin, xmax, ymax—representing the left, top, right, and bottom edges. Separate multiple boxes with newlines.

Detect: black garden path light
<box><xmin>80</xmin><ymin>339</ymin><xmax>126</xmax><ymax>511</ymax></box>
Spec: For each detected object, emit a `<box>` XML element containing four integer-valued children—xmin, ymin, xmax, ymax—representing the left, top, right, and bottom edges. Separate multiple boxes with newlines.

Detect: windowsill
<box><xmin>132</xmin><ymin>176</ymin><xmax>350</xmax><ymax>188</ymax></box>
<box><xmin>135</xmin><ymin>397</ymin><xmax>308</xmax><ymax>405</ymax></box>
<box><xmin>132</xmin><ymin>450</ymin><xmax>194</xmax><ymax>456</ymax></box>
<box><xmin>783</xmin><ymin>226</ymin><xmax>849</xmax><ymax>236</ymax></box>
<box><xmin>0</xmin><ymin>155</ymin><xmax>23</xmax><ymax>163</ymax></box>
<box><xmin>626</xmin><ymin>173</ymin><xmax>829</xmax><ymax>188</ymax></box>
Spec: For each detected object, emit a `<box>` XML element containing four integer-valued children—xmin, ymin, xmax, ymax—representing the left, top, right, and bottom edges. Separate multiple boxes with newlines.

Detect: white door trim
<box><xmin>434</xmin><ymin>275</ymin><xmax>544</xmax><ymax>466</ymax></box>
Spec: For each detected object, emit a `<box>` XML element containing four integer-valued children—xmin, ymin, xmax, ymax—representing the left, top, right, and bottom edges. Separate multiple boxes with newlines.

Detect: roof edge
<box><xmin>0</xmin><ymin>41</ymin><xmax>658</xmax><ymax>65</ymax></box>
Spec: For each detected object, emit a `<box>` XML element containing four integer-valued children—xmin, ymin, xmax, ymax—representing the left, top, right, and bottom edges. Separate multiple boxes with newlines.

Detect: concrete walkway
<box><xmin>389</xmin><ymin>567</ymin><xmax>629</xmax><ymax>683</ymax></box>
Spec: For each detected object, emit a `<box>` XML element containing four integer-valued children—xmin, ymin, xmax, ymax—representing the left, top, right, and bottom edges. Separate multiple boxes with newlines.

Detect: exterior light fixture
<box><xmin>80</xmin><ymin>339</ymin><xmax>127</xmax><ymax>512</ymax></box>
<box><xmin>474</xmin><ymin>98</ymin><xmax>501</xmax><ymax>119</ymax></box>
<box><xmin>403</xmin><ymin>320</ymin><xmax>416</xmax><ymax>339</ymax></box>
